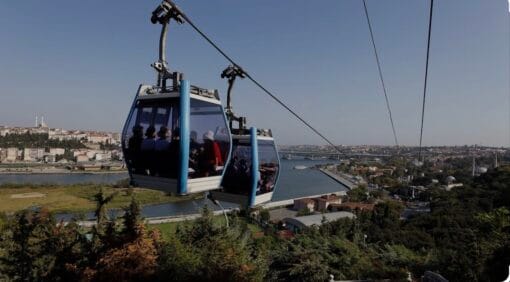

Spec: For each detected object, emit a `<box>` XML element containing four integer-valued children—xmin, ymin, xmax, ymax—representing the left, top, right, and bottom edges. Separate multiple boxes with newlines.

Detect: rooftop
<box><xmin>284</xmin><ymin>211</ymin><xmax>355</xmax><ymax>229</ymax></box>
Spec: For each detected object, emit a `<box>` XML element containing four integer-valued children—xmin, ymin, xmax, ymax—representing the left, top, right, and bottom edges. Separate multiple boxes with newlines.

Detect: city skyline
<box><xmin>1</xmin><ymin>0</ymin><xmax>509</xmax><ymax>146</ymax></box>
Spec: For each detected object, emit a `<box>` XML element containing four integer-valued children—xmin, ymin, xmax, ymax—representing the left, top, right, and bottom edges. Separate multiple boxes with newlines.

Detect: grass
<box><xmin>0</xmin><ymin>183</ymin><xmax>202</xmax><ymax>213</ymax></box>
<box><xmin>151</xmin><ymin>215</ymin><xmax>263</xmax><ymax>241</ymax></box>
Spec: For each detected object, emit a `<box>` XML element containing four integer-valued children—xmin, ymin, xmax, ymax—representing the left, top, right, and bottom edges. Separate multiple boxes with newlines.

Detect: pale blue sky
<box><xmin>0</xmin><ymin>0</ymin><xmax>508</xmax><ymax>146</ymax></box>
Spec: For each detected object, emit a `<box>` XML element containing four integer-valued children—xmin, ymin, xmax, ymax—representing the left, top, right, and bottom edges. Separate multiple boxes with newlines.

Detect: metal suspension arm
<box><xmin>151</xmin><ymin>0</ymin><xmax>184</xmax><ymax>89</ymax></box>
<box><xmin>221</xmin><ymin>65</ymin><xmax>246</xmax><ymax>129</ymax></box>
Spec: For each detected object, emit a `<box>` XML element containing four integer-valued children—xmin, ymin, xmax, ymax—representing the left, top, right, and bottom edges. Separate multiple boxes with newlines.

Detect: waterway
<box><xmin>0</xmin><ymin>159</ymin><xmax>347</xmax><ymax>219</ymax></box>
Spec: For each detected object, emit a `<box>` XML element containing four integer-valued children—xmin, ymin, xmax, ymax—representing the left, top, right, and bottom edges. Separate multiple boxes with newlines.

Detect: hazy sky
<box><xmin>0</xmin><ymin>0</ymin><xmax>509</xmax><ymax>146</ymax></box>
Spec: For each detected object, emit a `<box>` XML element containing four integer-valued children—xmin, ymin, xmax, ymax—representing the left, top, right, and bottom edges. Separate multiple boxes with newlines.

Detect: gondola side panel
<box><xmin>249</xmin><ymin>127</ymin><xmax>259</xmax><ymax>207</ymax></box>
<box><xmin>178</xmin><ymin>80</ymin><xmax>190</xmax><ymax>195</ymax></box>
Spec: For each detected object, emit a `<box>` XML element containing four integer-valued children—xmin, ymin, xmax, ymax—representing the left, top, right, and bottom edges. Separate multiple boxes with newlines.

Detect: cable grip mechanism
<box><xmin>150</xmin><ymin>0</ymin><xmax>185</xmax><ymax>91</ymax></box>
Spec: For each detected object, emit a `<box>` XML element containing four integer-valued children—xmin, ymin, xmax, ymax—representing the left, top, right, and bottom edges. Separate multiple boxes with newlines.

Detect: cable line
<box><xmin>362</xmin><ymin>0</ymin><xmax>399</xmax><ymax>147</ymax></box>
<box><xmin>418</xmin><ymin>0</ymin><xmax>434</xmax><ymax>161</ymax></box>
<box><xmin>167</xmin><ymin>1</ymin><xmax>344</xmax><ymax>154</ymax></box>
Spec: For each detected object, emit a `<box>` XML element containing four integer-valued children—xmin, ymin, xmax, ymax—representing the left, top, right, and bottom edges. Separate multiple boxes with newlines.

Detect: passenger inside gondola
<box><xmin>155</xmin><ymin>126</ymin><xmax>170</xmax><ymax>151</ymax></box>
<box><xmin>198</xmin><ymin>130</ymin><xmax>223</xmax><ymax>177</ymax></box>
<box><xmin>141</xmin><ymin>126</ymin><xmax>156</xmax><ymax>175</ymax></box>
<box><xmin>189</xmin><ymin>130</ymin><xmax>200</xmax><ymax>177</ymax></box>
<box><xmin>167</xmin><ymin>128</ymin><xmax>180</xmax><ymax>178</ymax></box>
<box><xmin>141</xmin><ymin>126</ymin><xmax>157</xmax><ymax>150</ymax></box>
<box><xmin>128</xmin><ymin>125</ymin><xmax>144</xmax><ymax>174</ymax></box>
<box><xmin>255</xmin><ymin>140</ymin><xmax>279</xmax><ymax>195</ymax></box>
<box><xmin>257</xmin><ymin>162</ymin><xmax>277</xmax><ymax>194</ymax></box>
<box><xmin>155</xmin><ymin>126</ymin><xmax>170</xmax><ymax>176</ymax></box>
<box><xmin>123</xmin><ymin>99</ymin><xmax>230</xmax><ymax>181</ymax></box>
<box><xmin>188</xmin><ymin>99</ymin><xmax>230</xmax><ymax>178</ymax></box>
<box><xmin>222</xmin><ymin>144</ymin><xmax>252</xmax><ymax>195</ymax></box>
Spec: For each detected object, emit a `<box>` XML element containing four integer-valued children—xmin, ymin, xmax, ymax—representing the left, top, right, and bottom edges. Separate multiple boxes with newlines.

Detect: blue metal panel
<box><xmin>249</xmin><ymin>127</ymin><xmax>259</xmax><ymax>207</ymax></box>
<box><xmin>178</xmin><ymin>80</ymin><xmax>190</xmax><ymax>195</ymax></box>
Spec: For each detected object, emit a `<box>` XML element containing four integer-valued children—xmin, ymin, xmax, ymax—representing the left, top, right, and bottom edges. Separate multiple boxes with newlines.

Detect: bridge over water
<box><xmin>278</xmin><ymin>150</ymin><xmax>391</xmax><ymax>159</ymax></box>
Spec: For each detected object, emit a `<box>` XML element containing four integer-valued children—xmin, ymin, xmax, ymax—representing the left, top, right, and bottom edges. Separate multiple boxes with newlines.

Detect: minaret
<box><xmin>495</xmin><ymin>152</ymin><xmax>499</xmax><ymax>168</ymax></box>
<box><xmin>472</xmin><ymin>156</ymin><xmax>476</xmax><ymax>177</ymax></box>
<box><xmin>41</xmin><ymin>116</ymin><xmax>44</xmax><ymax>127</ymax></box>
<box><xmin>35</xmin><ymin>116</ymin><xmax>38</xmax><ymax>127</ymax></box>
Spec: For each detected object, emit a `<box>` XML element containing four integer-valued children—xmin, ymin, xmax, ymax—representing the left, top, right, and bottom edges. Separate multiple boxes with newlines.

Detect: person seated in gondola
<box><xmin>166</xmin><ymin>127</ymin><xmax>180</xmax><ymax>178</ymax></box>
<box><xmin>141</xmin><ymin>126</ymin><xmax>156</xmax><ymax>150</ymax></box>
<box><xmin>155</xmin><ymin>126</ymin><xmax>170</xmax><ymax>176</ymax></box>
<box><xmin>238</xmin><ymin>158</ymin><xmax>251</xmax><ymax>195</ymax></box>
<box><xmin>128</xmin><ymin>125</ymin><xmax>144</xmax><ymax>174</ymax></box>
<box><xmin>188</xmin><ymin>130</ymin><xmax>201</xmax><ymax>177</ymax></box>
<box><xmin>222</xmin><ymin>155</ymin><xmax>238</xmax><ymax>193</ymax></box>
<box><xmin>141</xmin><ymin>125</ymin><xmax>156</xmax><ymax>175</ymax></box>
<box><xmin>155</xmin><ymin>126</ymin><xmax>170</xmax><ymax>151</ymax></box>
<box><xmin>198</xmin><ymin>130</ymin><xmax>223</xmax><ymax>177</ymax></box>
<box><xmin>258</xmin><ymin>163</ymin><xmax>277</xmax><ymax>194</ymax></box>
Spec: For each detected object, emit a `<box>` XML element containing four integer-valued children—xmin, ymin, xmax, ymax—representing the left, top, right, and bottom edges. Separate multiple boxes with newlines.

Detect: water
<box><xmin>272</xmin><ymin>159</ymin><xmax>347</xmax><ymax>201</ymax></box>
<box><xmin>1</xmin><ymin>159</ymin><xmax>347</xmax><ymax>219</ymax></box>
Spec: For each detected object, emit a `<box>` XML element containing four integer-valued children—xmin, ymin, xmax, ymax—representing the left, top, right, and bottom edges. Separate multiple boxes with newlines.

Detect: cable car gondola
<box><xmin>121</xmin><ymin>1</ymin><xmax>231</xmax><ymax>195</ymax></box>
<box><xmin>210</xmin><ymin>66</ymin><xmax>280</xmax><ymax>207</ymax></box>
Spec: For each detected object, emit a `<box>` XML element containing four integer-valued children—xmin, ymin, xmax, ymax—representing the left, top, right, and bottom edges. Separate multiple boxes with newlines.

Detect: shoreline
<box><xmin>318</xmin><ymin>168</ymin><xmax>357</xmax><ymax>190</ymax></box>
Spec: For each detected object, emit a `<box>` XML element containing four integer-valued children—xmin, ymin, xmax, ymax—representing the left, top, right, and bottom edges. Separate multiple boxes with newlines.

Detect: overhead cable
<box><xmin>362</xmin><ymin>0</ymin><xmax>399</xmax><ymax>147</ymax></box>
<box><xmin>170</xmin><ymin>1</ymin><xmax>344</xmax><ymax>154</ymax></box>
<box><xmin>418</xmin><ymin>0</ymin><xmax>434</xmax><ymax>161</ymax></box>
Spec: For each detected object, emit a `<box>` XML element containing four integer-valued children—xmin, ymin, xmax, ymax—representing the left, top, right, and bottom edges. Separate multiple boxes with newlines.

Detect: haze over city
<box><xmin>0</xmin><ymin>0</ymin><xmax>509</xmax><ymax>146</ymax></box>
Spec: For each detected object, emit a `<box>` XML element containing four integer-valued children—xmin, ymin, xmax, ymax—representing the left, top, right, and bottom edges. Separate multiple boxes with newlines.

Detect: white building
<box><xmin>283</xmin><ymin>212</ymin><xmax>356</xmax><ymax>232</ymax></box>
<box><xmin>76</xmin><ymin>154</ymin><xmax>89</xmax><ymax>162</ymax></box>
<box><xmin>44</xmin><ymin>154</ymin><xmax>56</xmax><ymax>163</ymax></box>
<box><xmin>86</xmin><ymin>150</ymin><xmax>97</xmax><ymax>159</ymax></box>
<box><xmin>95</xmin><ymin>152</ymin><xmax>112</xmax><ymax>161</ymax></box>
<box><xmin>23</xmin><ymin>148</ymin><xmax>45</xmax><ymax>161</ymax></box>
<box><xmin>86</xmin><ymin>132</ymin><xmax>113</xmax><ymax>144</ymax></box>
<box><xmin>0</xmin><ymin>128</ymin><xmax>10</xmax><ymax>136</ymax></box>
<box><xmin>73</xmin><ymin>150</ymin><xmax>88</xmax><ymax>157</ymax></box>
<box><xmin>293</xmin><ymin>198</ymin><xmax>316</xmax><ymax>212</ymax></box>
<box><xmin>49</xmin><ymin>148</ymin><xmax>65</xmax><ymax>155</ymax></box>
<box><xmin>6</xmin><ymin>148</ymin><xmax>18</xmax><ymax>162</ymax></box>
<box><xmin>0</xmin><ymin>149</ymin><xmax>6</xmax><ymax>162</ymax></box>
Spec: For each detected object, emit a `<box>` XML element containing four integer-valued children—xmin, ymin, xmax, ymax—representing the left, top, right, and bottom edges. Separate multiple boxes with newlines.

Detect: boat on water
<box><xmin>293</xmin><ymin>165</ymin><xmax>307</xmax><ymax>170</ymax></box>
<box><xmin>282</xmin><ymin>154</ymin><xmax>292</xmax><ymax>160</ymax></box>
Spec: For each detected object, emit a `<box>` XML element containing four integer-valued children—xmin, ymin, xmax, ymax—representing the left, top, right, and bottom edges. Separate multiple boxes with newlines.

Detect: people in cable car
<box><xmin>198</xmin><ymin>130</ymin><xmax>223</xmax><ymax>177</ymax></box>
<box><xmin>189</xmin><ymin>130</ymin><xmax>200</xmax><ymax>177</ymax></box>
<box><xmin>155</xmin><ymin>126</ymin><xmax>170</xmax><ymax>151</ymax></box>
<box><xmin>258</xmin><ymin>162</ymin><xmax>277</xmax><ymax>194</ymax></box>
<box><xmin>141</xmin><ymin>126</ymin><xmax>157</xmax><ymax>175</ymax></box>
<box><xmin>125</xmin><ymin>114</ymin><xmax>232</xmax><ymax>179</ymax></box>
<box><xmin>222</xmin><ymin>145</ymin><xmax>252</xmax><ymax>195</ymax></box>
<box><xmin>166</xmin><ymin>127</ymin><xmax>180</xmax><ymax>178</ymax></box>
<box><xmin>141</xmin><ymin>126</ymin><xmax>157</xmax><ymax>151</ymax></box>
<box><xmin>154</xmin><ymin>126</ymin><xmax>170</xmax><ymax>176</ymax></box>
<box><xmin>128</xmin><ymin>125</ymin><xmax>144</xmax><ymax>174</ymax></box>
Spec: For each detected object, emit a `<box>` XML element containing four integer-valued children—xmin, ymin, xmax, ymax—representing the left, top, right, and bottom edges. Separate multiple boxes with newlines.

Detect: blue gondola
<box><xmin>210</xmin><ymin>66</ymin><xmax>280</xmax><ymax>207</ymax></box>
<box><xmin>121</xmin><ymin>1</ymin><xmax>231</xmax><ymax>195</ymax></box>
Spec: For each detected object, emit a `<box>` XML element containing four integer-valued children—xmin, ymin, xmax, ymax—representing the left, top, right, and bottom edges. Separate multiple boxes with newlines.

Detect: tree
<box><xmin>123</xmin><ymin>197</ymin><xmax>142</xmax><ymax>240</ymax></box>
<box><xmin>91</xmin><ymin>225</ymin><xmax>160</xmax><ymax>282</ymax></box>
<box><xmin>0</xmin><ymin>209</ymin><xmax>87</xmax><ymax>281</ymax></box>
<box><xmin>158</xmin><ymin>206</ymin><xmax>267</xmax><ymax>281</ymax></box>
<box><xmin>259</xmin><ymin>209</ymin><xmax>270</xmax><ymax>223</ymax></box>
<box><xmin>347</xmin><ymin>185</ymin><xmax>369</xmax><ymax>202</ymax></box>
<box><xmin>296</xmin><ymin>207</ymin><xmax>313</xmax><ymax>217</ymax></box>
